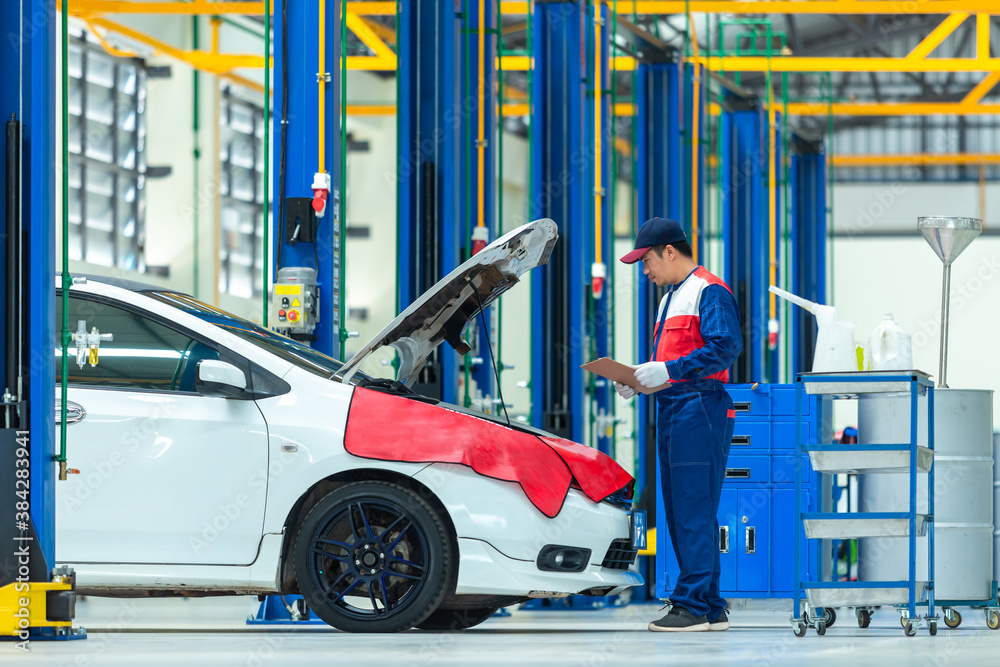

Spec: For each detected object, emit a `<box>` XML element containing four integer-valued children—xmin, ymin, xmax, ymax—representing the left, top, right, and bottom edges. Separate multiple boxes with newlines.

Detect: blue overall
<box><xmin>653</xmin><ymin>271</ymin><xmax>742</xmax><ymax>619</ymax></box>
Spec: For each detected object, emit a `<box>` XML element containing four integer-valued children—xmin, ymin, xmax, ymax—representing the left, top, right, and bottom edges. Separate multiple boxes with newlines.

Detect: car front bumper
<box><xmin>454</xmin><ymin>538</ymin><xmax>642</xmax><ymax>597</ymax></box>
<box><xmin>412</xmin><ymin>463</ymin><xmax>644</xmax><ymax>597</ymax></box>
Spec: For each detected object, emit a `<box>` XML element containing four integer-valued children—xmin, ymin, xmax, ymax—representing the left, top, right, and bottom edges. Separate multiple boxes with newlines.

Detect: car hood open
<box><xmin>340</xmin><ymin>218</ymin><xmax>558</xmax><ymax>385</ymax></box>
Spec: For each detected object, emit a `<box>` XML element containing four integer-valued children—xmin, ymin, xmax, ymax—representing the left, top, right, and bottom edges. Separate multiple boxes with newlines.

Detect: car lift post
<box><xmin>461</xmin><ymin>0</ymin><xmax>499</xmax><ymax>406</ymax></box>
<box><xmin>254</xmin><ymin>0</ymin><xmax>342</xmax><ymax>624</ymax></box>
<box><xmin>720</xmin><ymin>95</ymin><xmax>771</xmax><ymax>384</ymax></box>
<box><xmin>633</xmin><ymin>58</ymin><xmax>682</xmax><ymax>568</ymax></box>
<box><xmin>395</xmin><ymin>0</ymin><xmax>464</xmax><ymax>404</ymax></box>
<box><xmin>0</xmin><ymin>0</ymin><xmax>81</xmax><ymax>644</ymax></box>
<box><xmin>529</xmin><ymin>0</ymin><xmax>612</xmax><ymax>452</ymax></box>
<box><xmin>789</xmin><ymin>136</ymin><xmax>827</xmax><ymax>376</ymax></box>
<box><xmin>271</xmin><ymin>0</ymin><xmax>342</xmax><ymax>359</ymax></box>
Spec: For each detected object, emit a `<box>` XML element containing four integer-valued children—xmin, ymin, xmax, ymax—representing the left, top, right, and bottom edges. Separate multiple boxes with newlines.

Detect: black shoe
<box><xmin>648</xmin><ymin>605</ymin><xmax>710</xmax><ymax>632</ymax></box>
<box><xmin>708</xmin><ymin>609</ymin><xmax>730</xmax><ymax>631</ymax></box>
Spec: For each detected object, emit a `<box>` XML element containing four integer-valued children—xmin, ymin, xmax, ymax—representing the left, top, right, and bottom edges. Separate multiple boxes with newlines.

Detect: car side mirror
<box><xmin>196</xmin><ymin>360</ymin><xmax>248</xmax><ymax>398</ymax></box>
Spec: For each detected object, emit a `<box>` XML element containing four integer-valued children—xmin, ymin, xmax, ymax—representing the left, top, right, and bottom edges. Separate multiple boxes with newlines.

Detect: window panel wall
<box><xmin>67</xmin><ymin>30</ymin><xmax>146</xmax><ymax>271</ymax></box>
<box><xmin>219</xmin><ymin>88</ymin><xmax>266</xmax><ymax>299</ymax></box>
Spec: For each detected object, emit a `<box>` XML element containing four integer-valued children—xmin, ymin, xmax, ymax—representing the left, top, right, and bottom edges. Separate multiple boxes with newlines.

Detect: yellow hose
<box><xmin>477</xmin><ymin>0</ymin><xmax>486</xmax><ymax>227</ymax></box>
<box><xmin>768</xmin><ymin>79</ymin><xmax>777</xmax><ymax>319</ymax></box>
<box><xmin>318</xmin><ymin>0</ymin><xmax>326</xmax><ymax>174</ymax></box>
<box><xmin>688</xmin><ymin>12</ymin><xmax>699</xmax><ymax>263</ymax></box>
<box><xmin>594</xmin><ymin>3</ymin><xmax>602</xmax><ymax>263</ymax></box>
<box><xmin>210</xmin><ymin>16</ymin><xmax>220</xmax><ymax>54</ymax></box>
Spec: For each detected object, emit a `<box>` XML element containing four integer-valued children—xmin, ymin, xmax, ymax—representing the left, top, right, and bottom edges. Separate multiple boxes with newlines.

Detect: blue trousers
<box><xmin>656</xmin><ymin>382</ymin><xmax>734</xmax><ymax>618</ymax></box>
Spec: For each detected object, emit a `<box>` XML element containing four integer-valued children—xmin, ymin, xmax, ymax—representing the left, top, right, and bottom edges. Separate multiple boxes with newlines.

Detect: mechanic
<box><xmin>616</xmin><ymin>217</ymin><xmax>743</xmax><ymax>633</ymax></box>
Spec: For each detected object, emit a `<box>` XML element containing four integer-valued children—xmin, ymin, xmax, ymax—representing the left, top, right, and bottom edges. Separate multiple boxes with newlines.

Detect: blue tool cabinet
<box><xmin>654</xmin><ymin>384</ymin><xmax>830</xmax><ymax>600</ymax></box>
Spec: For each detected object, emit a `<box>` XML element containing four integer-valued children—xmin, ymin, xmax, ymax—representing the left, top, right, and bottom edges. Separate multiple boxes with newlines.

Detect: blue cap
<box><xmin>619</xmin><ymin>218</ymin><xmax>687</xmax><ymax>264</ymax></box>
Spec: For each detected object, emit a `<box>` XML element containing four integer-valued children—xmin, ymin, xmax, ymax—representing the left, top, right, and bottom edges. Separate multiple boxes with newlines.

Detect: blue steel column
<box><xmin>463</xmin><ymin>0</ymin><xmax>498</xmax><ymax>404</ymax></box>
<box><xmin>769</xmin><ymin>112</ymin><xmax>783</xmax><ymax>382</ymax></box>
<box><xmin>683</xmin><ymin>64</ymin><xmax>707</xmax><ymax>263</ymax></box>
<box><xmin>0</xmin><ymin>0</ymin><xmax>56</xmax><ymax>571</ymax></box>
<box><xmin>396</xmin><ymin>0</ymin><xmax>462</xmax><ymax>404</ymax></box>
<box><xmin>272</xmin><ymin>0</ymin><xmax>341</xmax><ymax>357</ymax></box>
<box><xmin>789</xmin><ymin>136</ymin><xmax>826</xmax><ymax>375</ymax></box>
<box><xmin>634</xmin><ymin>61</ymin><xmax>681</xmax><ymax>502</ymax></box>
<box><xmin>587</xmin><ymin>3</ymin><xmax>612</xmax><ymax>454</ymax></box>
<box><xmin>720</xmin><ymin>96</ymin><xmax>767</xmax><ymax>384</ymax></box>
<box><xmin>530</xmin><ymin>0</ymin><xmax>586</xmax><ymax>442</ymax></box>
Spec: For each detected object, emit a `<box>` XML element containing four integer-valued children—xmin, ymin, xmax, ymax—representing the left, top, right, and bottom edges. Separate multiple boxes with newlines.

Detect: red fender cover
<box><xmin>344</xmin><ymin>388</ymin><xmax>634</xmax><ymax>518</ymax></box>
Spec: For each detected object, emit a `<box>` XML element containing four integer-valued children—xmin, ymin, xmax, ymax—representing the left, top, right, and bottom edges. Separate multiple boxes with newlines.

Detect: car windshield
<box><xmin>145</xmin><ymin>291</ymin><xmax>367</xmax><ymax>382</ymax></box>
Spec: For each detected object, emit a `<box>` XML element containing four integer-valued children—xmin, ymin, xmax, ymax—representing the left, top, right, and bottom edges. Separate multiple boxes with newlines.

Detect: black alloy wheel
<box><xmin>292</xmin><ymin>481</ymin><xmax>454</xmax><ymax>632</ymax></box>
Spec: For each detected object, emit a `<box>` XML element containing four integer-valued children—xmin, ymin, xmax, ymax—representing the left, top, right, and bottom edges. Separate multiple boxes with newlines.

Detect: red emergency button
<box><xmin>288</xmin><ymin>310</ymin><xmax>299</xmax><ymax>322</ymax></box>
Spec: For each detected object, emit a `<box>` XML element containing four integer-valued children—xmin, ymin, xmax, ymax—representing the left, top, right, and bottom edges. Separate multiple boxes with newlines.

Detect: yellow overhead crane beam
<box><xmin>696</xmin><ymin>57</ymin><xmax>1000</xmax><ymax>73</ymax></box>
<box><xmin>356</xmin><ymin>99</ymin><xmax>1000</xmax><ymax>118</ymax></box>
<box><xmin>65</xmin><ymin>1</ymin><xmax>1000</xmax><ymax>15</ymax></box>
<box><xmin>833</xmin><ymin>154</ymin><xmax>1000</xmax><ymax>167</ymax></box>
<box><xmin>66</xmin><ymin>2</ymin><xmax>1000</xmax><ymax>117</ymax></box>
<box><xmin>68</xmin><ymin>3</ymin><xmax>1000</xmax><ymax>74</ymax></box>
<box><xmin>87</xmin><ymin>16</ymin><xmax>268</xmax><ymax>73</ymax></box>
<box><xmin>785</xmin><ymin>101</ymin><xmax>1000</xmax><ymax>116</ymax></box>
<box><xmin>499</xmin><ymin>1</ymin><xmax>1000</xmax><ymax>13</ymax></box>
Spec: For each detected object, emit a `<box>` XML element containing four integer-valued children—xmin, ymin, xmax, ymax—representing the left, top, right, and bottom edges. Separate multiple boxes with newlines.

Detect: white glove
<box><xmin>634</xmin><ymin>361</ymin><xmax>671</xmax><ymax>389</ymax></box>
<box><xmin>613</xmin><ymin>381</ymin><xmax>636</xmax><ymax>400</ymax></box>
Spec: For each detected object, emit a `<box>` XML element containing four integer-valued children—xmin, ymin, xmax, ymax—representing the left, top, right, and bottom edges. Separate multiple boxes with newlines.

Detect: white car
<box><xmin>55</xmin><ymin>219</ymin><xmax>643</xmax><ymax>632</ymax></box>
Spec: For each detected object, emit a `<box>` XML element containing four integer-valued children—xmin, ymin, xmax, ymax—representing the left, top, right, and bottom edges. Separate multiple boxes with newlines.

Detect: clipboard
<box><xmin>581</xmin><ymin>357</ymin><xmax>669</xmax><ymax>394</ymax></box>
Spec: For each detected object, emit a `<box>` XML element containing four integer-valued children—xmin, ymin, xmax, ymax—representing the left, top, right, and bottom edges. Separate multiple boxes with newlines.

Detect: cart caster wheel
<box><xmin>986</xmin><ymin>610</ymin><xmax>1000</xmax><ymax>630</ymax></box>
<box><xmin>857</xmin><ymin>609</ymin><xmax>872</xmax><ymax>629</ymax></box>
<box><xmin>822</xmin><ymin>608</ymin><xmax>837</xmax><ymax>628</ymax></box>
<box><xmin>904</xmin><ymin>621</ymin><xmax>917</xmax><ymax>637</ymax></box>
<box><xmin>793</xmin><ymin>622</ymin><xmax>807</xmax><ymax>638</ymax></box>
<box><xmin>929</xmin><ymin>620</ymin><xmax>938</xmax><ymax>636</ymax></box>
<box><xmin>816</xmin><ymin>620</ymin><xmax>827</xmax><ymax>636</ymax></box>
<box><xmin>900</xmin><ymin>615</ymin><xmax>908</xmax><ymax>628</ymax></box>
<box><xmin>943</xmin><ymin>609</ymin><xmax>961</xmax><ymax>628</ymax></box>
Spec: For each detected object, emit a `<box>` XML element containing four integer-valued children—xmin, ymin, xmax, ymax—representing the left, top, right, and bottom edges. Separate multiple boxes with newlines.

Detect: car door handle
<box><xmin>55</xmin><ymin>400</ymin><xmax>86</xmax><ymax>424</ymax></box>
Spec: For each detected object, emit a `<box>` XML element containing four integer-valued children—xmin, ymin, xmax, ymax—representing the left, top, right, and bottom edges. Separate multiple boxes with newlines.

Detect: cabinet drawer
<box><xmin>771</xmin><ymin>454</ymin><xmax>813</xmax><ymax>485</ymax></box>
<box><xmin>723</xmin><ymin>454</ymin><xmax>812</xmax><ymax>485</ymax></box>
<box><xmin>727</xmin><ymin>384</ymin><xmax>824</xmax><ymax>419</ymax></box>
<box><xmin>730</xmin><ymin>420</ymin><xmax>816</xmax><ymax>451</ymax></box>
<box><xmin>722</xmin><ymin>455</ymin><xmax>770</xmax><ymax>484</ymax></box>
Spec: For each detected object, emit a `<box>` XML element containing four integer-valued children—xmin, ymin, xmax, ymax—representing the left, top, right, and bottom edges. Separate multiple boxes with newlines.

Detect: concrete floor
<box><xmin>3</xmin><ymin>596</ymin><xmax>998</xmax><ymax>666</ymax></box>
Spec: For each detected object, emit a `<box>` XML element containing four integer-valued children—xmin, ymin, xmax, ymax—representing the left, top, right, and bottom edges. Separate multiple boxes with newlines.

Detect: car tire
<box><xmin>292</xmin><ymin>480</ymin><xmax>454</xmax><ymax>633</ymax></box>
<box><xmin>416</xmin><ymin>606</ymin><xmax>500</xmax><ymax>631</ymax></box>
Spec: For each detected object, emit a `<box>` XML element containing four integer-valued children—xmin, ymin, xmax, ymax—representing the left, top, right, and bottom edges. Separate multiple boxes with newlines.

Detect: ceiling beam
<box><xmin>70</xmin><ymin>1</ymin><xmax>1000</xmax><ymax>17</ymax></box>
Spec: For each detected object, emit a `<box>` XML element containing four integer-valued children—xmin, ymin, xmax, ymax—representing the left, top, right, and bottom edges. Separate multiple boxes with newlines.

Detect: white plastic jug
<box><xmin>868</xmin><ymin>313</ymin><xmax>913</xmax><ymax>371</ymax></box>
<box><xmin>814</xmin><ymin>321</ymin><xmax>858</xmax><ymax>373</ymax></box>
<box><xmin>769</xmin><ymin>286</ymin><xmax>858</xmax><ymax>372</ymax></box>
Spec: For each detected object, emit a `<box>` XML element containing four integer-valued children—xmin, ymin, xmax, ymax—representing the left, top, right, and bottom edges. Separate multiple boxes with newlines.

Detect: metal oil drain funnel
<box><xmin>918</xmin><ymin>216</ymin><xmax>982</xmax><ymax>388</ymax></box>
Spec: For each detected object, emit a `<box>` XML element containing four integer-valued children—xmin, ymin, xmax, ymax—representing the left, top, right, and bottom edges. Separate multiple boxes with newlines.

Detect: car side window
<box><xmin>56</xmin><ymin>295</ymin><xmax>222</xmax><ymax>393</ymax></box>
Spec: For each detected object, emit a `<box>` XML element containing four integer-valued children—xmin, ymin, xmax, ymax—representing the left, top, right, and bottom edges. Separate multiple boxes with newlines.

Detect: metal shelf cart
<box><xmin>934</xmin><ymin>581</ymin><xmax>1000</xmax><ymax>630</ymax></box>
<box><xmin>792</xmin><ymin>371</ymin><xmax>937</xmax><ymax>637</ymax></box>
